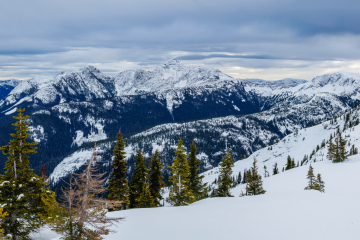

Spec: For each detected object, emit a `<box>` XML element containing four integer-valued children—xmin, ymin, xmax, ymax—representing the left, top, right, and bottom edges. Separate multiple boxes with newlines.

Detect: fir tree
<box><xmin>285</xmin><ymin>155</ymin><xmax>292</xmax><ymax>170</ymax></box>
<box><xmin>326</xmin><ymin>137</ymin><xmax>335</xmax><ymax>161</ymax></box>
<box><xmin>213</xmin><ymin>148</ymin><xmax>235</xmax><ymax>197</ymax></box>
<box><xmin>129</xmin><ymin>149</ymin><xmax>147</xmax><ymax>208</ymax></box>
<box><xmin>137</xmin><ymin>182</ymin><xmax>156</xmax><ymax>208</ymax></box>
<box><xmin>148</xmin><ymin>150</ymin><xmax>164</xmax><ymax>207</ymax></box>
<box><xmin>167</xmin><ymin>139</ymin><xmax>195</xmax><ymax>206</ymax></box>
<box><xmin>0</xmin><ymin>109</ymin><xmax>58</xmax><ymax>240</ymax></box>
<box><xmin>107</xmin><ymin>130</ymin><xmax>129</xmax><ymax>209</ymax></box>
<box><xmin>188</xmin><ymin>141</ymin><xmax>207</xmax><ymax>200</ymax></box>
<box><xmin>246</xmin><ymin>158</ymin><xmax>266</xmax><ymax>196</ymax></box>
<box><xmin>236</xmin><ymin>171</ymin><xmax>242</xmax><ymax>184</ymax></box>
<box><xmin>314</xmin><ymin>174</ymin><xmax>325</xmax><ymax>193</ymax></box>
<box><xmin>242</xmin><ymin>169</ymin><xmax>247</xmax><ymax>184</ymax></box>
<box><xmin>272</xmin><ymin>162</ymin><xmax>279</xmax><ymax>175</ymax></box>
<box><xmin>291</xmin><ymin>158</ymin><xmax>296</xmax><ymax>168</ymax></box>
<box><xmin>332</xmin><ymin>131</ymin><xmax>349</xmax><ymax>163</ymax></box>
<box><xmin>304</xmin><ymin>165</ymin><xmax>316</xmax><ymax>190</ymax></box>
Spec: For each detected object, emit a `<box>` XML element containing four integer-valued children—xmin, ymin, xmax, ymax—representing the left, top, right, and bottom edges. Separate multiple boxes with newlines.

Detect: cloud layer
<box><xmin>1</xmin><ymin>0</ymin><xmax>360</xmax><ymax>80</ymax></box>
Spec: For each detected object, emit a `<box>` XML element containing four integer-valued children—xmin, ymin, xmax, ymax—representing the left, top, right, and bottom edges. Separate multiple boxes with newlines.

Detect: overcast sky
<box><xmin>1</xmin><ymin>0</ymin><xmax>360</xmax><ymax>80</ymax></box>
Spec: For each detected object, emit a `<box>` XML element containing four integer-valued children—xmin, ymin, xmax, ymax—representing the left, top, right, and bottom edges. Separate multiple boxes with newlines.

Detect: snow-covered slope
<box><xmin>113</xmin><ymin>59</ymin><xmax>236</xmax><ymax>95</ymax></box>
<box><xmin>0</xmin><ymin>79</ymin><xmax>20</xmax><ymax>100</ymax></box>
<box><xmin>245</xmin><ymin>78</ymin><xmax>307</xmax><ymax>85</ymax></box>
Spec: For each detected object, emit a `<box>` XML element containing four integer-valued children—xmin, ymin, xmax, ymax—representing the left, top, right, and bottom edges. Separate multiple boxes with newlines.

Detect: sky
<box><xmin>1</xmin><ymin>0</ymin><xmax>360</xmax><ymax>80</ymax></box>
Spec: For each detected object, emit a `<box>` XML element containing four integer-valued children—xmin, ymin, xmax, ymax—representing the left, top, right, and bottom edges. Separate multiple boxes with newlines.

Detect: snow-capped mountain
<box><xmin>244</xmin><ymin>78</ymin><xmax>307</xmax><ymax>85</ymax></box>
<box><xmin>0</xmin><ymin>60</ymin><xmax>236</xmax><ymax>121</ymax></box>
<box><xmin>1</xmin><ymin>61</ymin><xmax>360</xmax><ymax>185</ymax></box>
<box><xmin>0</xmin><ymin>79</ymin><xmax>20</xmax><ymax>100</ymax></box>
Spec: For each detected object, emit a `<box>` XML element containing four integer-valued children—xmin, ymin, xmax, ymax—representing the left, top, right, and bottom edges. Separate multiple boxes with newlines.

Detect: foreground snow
<box><xmin>36</xmin><ymin>154</ymin><xmax>360</xmax><ymax>240</ymax></box>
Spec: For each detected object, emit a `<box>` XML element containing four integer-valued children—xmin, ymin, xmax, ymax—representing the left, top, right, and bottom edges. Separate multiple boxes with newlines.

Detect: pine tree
<box><xmin>272</xmin><ymin>162</ymin><xmax>279</xmax><ymax>175</ymax></box>
<box><xmin>314</xmin><ymin>174</ymin><xmax>325</xmax><ymax>193</ymax></box>
<box><xmin>137</xmin><ymin>182</ymin><xmax>156</xmax><ymax>208</ymax></box>
<box><xmin>304</xmin><ymin>164</ymin><xmax>316</xmax><ymax>190</ymax></box>
<box><xmin>107</xmin><ymin>130</ymin><xmax>129</xmax><ymax>209</ymax></box>
<box><xmin>246</xmin><ymin>158</ymin><xmax>266</xmax><ymax>196</ymax></box>
<box><xmin>242</xmin><ymin>169</ymin><xmax>247</xmax><ymax>184</ymax></box>
<box><xmin>167</xmin><ymin>139</ymin><xmax>195</xmax><ymax>206</ymax></box>
<box><xmin>332</xmin><ymin>131</ymin><xmax>349</xmax><ymax>163</ymax></box>
<box><xmin>148</xmin><ymin>149</ymin><xmax>164</xmax><ymax>207</ymax></box>
<box><xmin>129</xmin><ymin>149</ymin><xmax>147</xmax><ymax>208</ymax></box>
<box><xmin>188</xmin><ymin>141</ymin><xmax>207</xmax><ymax>200</ymax></box>
<box><xmin>0</xmin><ymin>109</ymin><xmax>58</xmax><ymax>240</ymax></box>
<box><xmin>236</xmin><ymin>171</ymin><xmax>242</xmax><ymax>184</ymax></box>
<box><xmin>326</xmin><ymin>137</ymin><xmax>335</xmax><ymax>161</ymax></box>
<box><xmin>213</xmin><ymin>148</ymin><xmax>235</xmax><ymax>197</ymax></box>
<box><xmin>291</xmin><ymin>158</ymin><xmax>296</xmax><ymax>168</ymax></box>
<box><xmin>285</xmin><ymin>155</ymin><xmax>292</xmax><ymax>170</ymax></box>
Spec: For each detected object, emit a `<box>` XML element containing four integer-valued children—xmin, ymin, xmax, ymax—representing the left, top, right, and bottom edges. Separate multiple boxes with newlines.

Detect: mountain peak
<box><xmin>79</xmin><ymin>65</ymin><xmax>101</xmax><ymax>74</ymax></box>
<box><xmin>163</xmin><ymin>59</ymin><xmax>182</xmax><ymax>66</ymax></box>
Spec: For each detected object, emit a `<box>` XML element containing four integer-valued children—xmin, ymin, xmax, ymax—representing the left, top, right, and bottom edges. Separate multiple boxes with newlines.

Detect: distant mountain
<box><xmin>244</xmin><ymin>78</ymin><xmax>307</xmax><ymax>85</ymax></box>
<box><xmin>0</xmin><ymin>79</ymin><xmax>20</xmax><ymax>100</ymax></box>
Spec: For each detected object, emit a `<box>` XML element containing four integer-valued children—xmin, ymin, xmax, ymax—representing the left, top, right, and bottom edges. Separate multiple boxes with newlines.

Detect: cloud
<box><xmin>1</xmin><ymin>0</ymin><xmax>360</xmax><ymax>79</ymax></box>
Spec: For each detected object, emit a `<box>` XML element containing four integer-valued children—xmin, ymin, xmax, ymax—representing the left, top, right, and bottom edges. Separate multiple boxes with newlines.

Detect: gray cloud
<box><xmin>1</xmin><ymin>0</ymin><xmax>360</xmax><ymax>79</ymax></box>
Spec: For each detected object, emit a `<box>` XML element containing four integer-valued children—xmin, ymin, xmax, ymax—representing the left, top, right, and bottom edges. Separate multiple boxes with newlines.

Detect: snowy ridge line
<box><xmin>198</xmin><ymin>106</ymin><xmax>360</xmax><ymax>198</ymax></box>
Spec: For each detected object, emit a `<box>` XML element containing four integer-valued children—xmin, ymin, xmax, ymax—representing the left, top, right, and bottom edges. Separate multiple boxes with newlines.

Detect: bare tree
<box><xmin>51</xmin><ymin>143</ymin><xmax>124</xmax><ymax>240</ymax></box>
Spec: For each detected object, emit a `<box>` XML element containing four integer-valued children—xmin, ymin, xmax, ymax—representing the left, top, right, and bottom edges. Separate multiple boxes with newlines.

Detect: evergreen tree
<box><xmin>167</xmin><ymin>139</ymin><xmax>195</xmax><ymax>206</ymax></box>
<box><xmin>304</xmin><ymin>164</ymin><xmax>316</xmax><ymax>190</ymax></box>
<box><xmin>332</xmin><ymin>131</ymin><xmax>349</xmax><ymax>163</ymax></box>
<box><xmin>291</xmin><ymin>158</ymin><xmax>296</xmax><ymax>168</ymax></box>
<box><xmin>188</xmin><ymin>141</ymin><xmax>207</xmax><ymax>200</ymax></box>
<box><xmin>285</xmin><ymin>155</ymin><xmax>292</xmax><ymax>170</ymax></box>
<box><xmin>314</xmin><ymin>174</ymin><xmax>325</xmax><ymax>193</ymax></box>
<box><xmin>326</xmin><ymin>137</ymin><xmax>335</xmax><ymax>161</ymax></box>
<box><xmin>137</xmin><ymin>182</ymin><xmax>156</xmax><ymax>208</ymax></box>
<box><xmin>107</xmin><ymin>130</ymin><xmax>129</xmax><ymax>209</ymax></box>
<box><xmin>246</xmin><ymin>158</ymin><xmax>266</xmax><ymax>196</ymax></box>
<box><xmin>214</xmin><ymin>148</ymin><xmax>235</xmax><ymax>197</ymax></box>
<box><xmin>272</xmin><ymin>162</ymin><xmax>279</xmax><ymax>175</ymax></box>
<box><xmin>242</xmin><ymin>169</ymin><xmax>247</xmax><ymax>184</ymax></box>
<box><xmin>129</xmin><ymin>149</ymin><xmax>147</xmax><ymax>208</ymax></box>
<box><xmin>0</xmin><ymin>109</ymin><xmax>58</xmax><ymax>240</ymax></box>
<box><xmin>237</xmin><ymin>171</ymin><xmax>242</xmax><ymax>184</ymax></box>
<box><xmin>148</xmin><ymin>150</ymin><xmax>164</xmax><ymax>207</ymax></box>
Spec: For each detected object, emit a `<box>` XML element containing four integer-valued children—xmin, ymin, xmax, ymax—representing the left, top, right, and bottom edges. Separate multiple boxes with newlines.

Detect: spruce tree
<box><xmin>214</xmin><ymin>148</ymin><xmax>235</xmax><ymax>197</ymax></box>
<box><xmin>291</xmin><ymin>158</ymin><xmax>296</xmax><ymax>168</ymax></box>
<box><xmin>285</xmin><ymin>155</ymin><xmax>292</xmax><ymax>170</ymax></box>
<box><xmin>304</xmin><ymin>164</ymin><xmax>316</xmax><ymax>190</ymax></box>
<box><xmin>107</xmin><ymin>130</ymin><xmax>129</xmax><ymax>209</ymax></box>
<box><xmin>0</xmin><ymin>109</ymin><xmax>58</xmax><ymax>240</ymax></box>
<box><xmin>148</xmin><ymin>149</ymin><xmax>164</xmax><ymax>206</ymax></box>
<box><xmin>167</xmin><ymin>139</ymin><xmax>195</xmax><ymax>206</ymax></box>
<box><xmin>246</xmin><ymin>158</ymin><xmax>266</xmax><ymax>196</ymax></box>
<box><xmin>332</xmin><ymin>131</ymin><xmax>349</xmax><ymax>163</ymax></box>
<box><xmin>188</xmin><ymin>141</ymin><xmax>207</xmax><ymax>200</ymax></box>
<box><xmin>237</xmin><ymin>171</ymin><xmax>242</xmax><ymax>184</ymax></box>
<box><xmin>129</xmin><ymin>149</ymin><xmax>147</xmax><ymax>208</ymax></box>
<box><xmin>137</xmin><ymin>182</ymin><xmax>156</xmax><ymax>208</ymax></box>
<box><xmin>314</xmin><ymin>174</ymin><xmax>325</xmax><ymax>193</ymax></box>
<box><xmin>326</xmin><ymin>137</ymin><xmax>335</xmax><ymax>161</ymax></box>
<box><xmin>272</xmin><ymin>162</ymin><xmax>279</xmax><ymax>175</ymax></box>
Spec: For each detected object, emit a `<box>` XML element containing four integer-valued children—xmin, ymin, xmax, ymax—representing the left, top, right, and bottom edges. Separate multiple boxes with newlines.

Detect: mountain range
<box><xmin>0</xmin><ymin>60</ymin><xmax>359</xmax><ymax>190</ymax></box>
